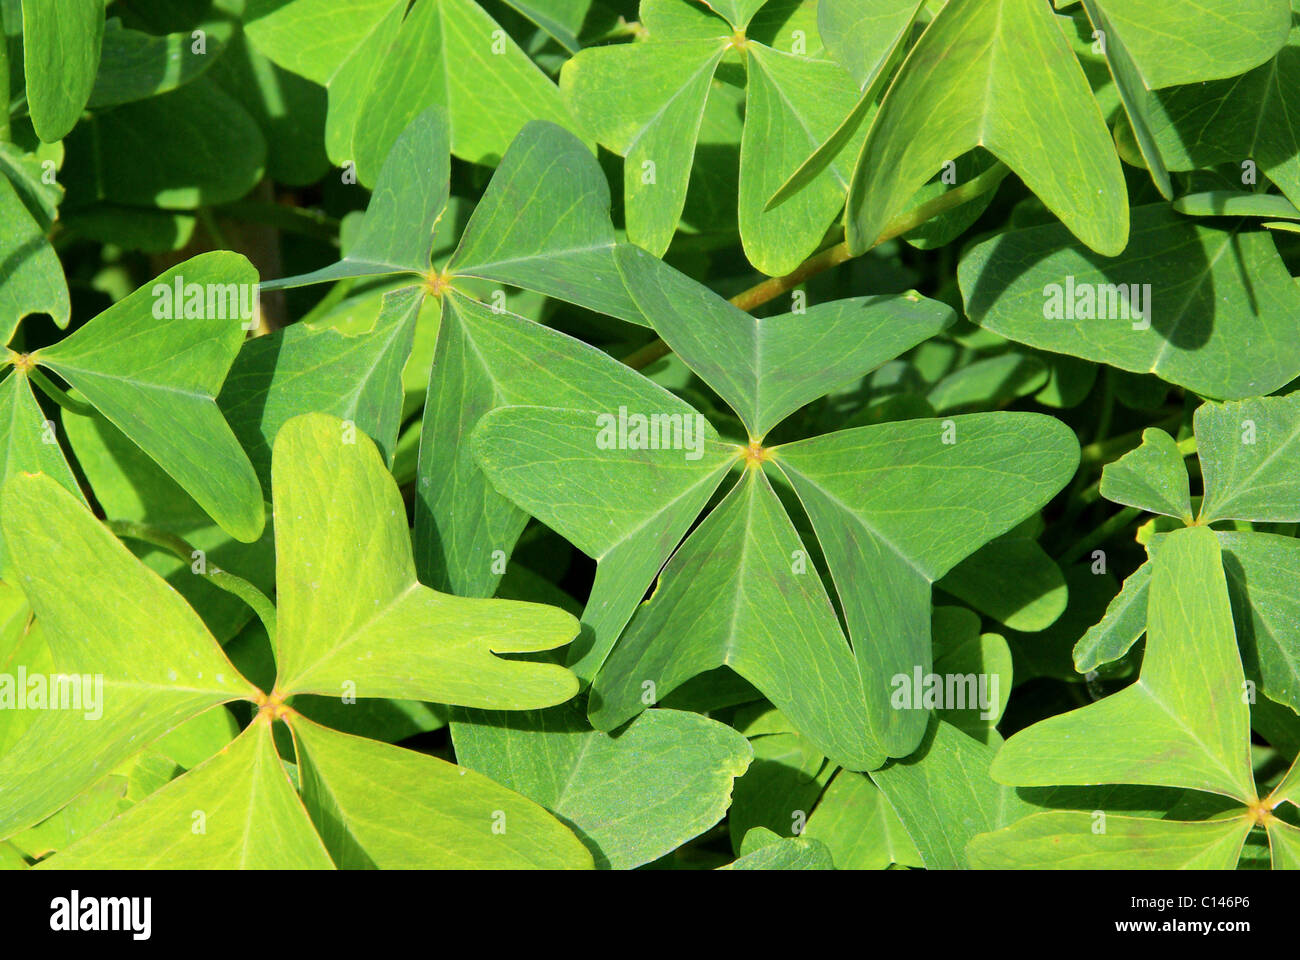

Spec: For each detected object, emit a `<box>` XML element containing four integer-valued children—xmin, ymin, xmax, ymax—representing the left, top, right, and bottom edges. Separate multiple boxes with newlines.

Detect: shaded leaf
<box><xmin>35</xmin><ymin>253</ymin><xmax>265</xmax><ymax>542</ymax></box>
<box><xmin>959</xmin><ymin>204</ymin><xmax>1300</xmax><ymax>400</ymax></box>
<box><xmin>845</xmin><ymin>0</ymin><xmax>1127</xmax><ymax>256</ymax></box>
<box><xmin>1099</xmin><ymin>427</ymin><xmax>1192</xmax><ymax>521</ymax></box>
<box><xmin>451</xmin><ymin>705</ymin><xmax>752</xmax><ymax>869</ymax></box>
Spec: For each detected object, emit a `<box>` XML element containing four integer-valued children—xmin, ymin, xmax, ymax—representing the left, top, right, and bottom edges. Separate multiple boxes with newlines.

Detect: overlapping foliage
<box><xmin>1</xmin><ymin>0</ymin><xmax>1299</xmax><ymax>870</ymax></box>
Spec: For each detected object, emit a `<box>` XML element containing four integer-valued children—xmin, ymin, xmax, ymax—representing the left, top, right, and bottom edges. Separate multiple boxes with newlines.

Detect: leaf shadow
<box><xmin>962</xmin><ymin>205</ymin><xmax>1215</xmax><ymax>354</ymax></box>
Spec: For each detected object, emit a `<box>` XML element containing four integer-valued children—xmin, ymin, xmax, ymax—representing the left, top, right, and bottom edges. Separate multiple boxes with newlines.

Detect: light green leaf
<box><xmin>290</xmin><ymin>714</ymin><xmax>593</xmax><ymax>869</ymax></box>
<box><xmin>561</xmin><ymin>37</ymin><xmax>727</xmax><ymax>256</ymax></box>
<box><xmin>1219</xmin><ymin>532</ymin><xmax>1300</xmax><ymax>715</ymax></box>
<box><xmin>219</xmin><ymin>286</ymin><xmax>421</xmax><ymax>489</ymax></box>
<box><xmin>261</xmin><ymin>106</ymin><xmax>449</xmax><ymax>290</ymax></box>
<box><xmin>13</xmin><ymin>772</ymin><xmax>148</xmax><ymax>862</ymax></box>
<box><xmin>968</xmin><ymin>811</ymin><xmax>1254</xmax><ymax>869</ymax></box>
<box><xmin>615</xmin><ymin>243</ymin><xmax>953</xmax><ymax>438</ymax></box>
<box><xmin>772</xmin><ymin>413</ymin><xmax>1079</xmax><ymax>756</ymax></box>
<box><xmin>959</xmin><ymin>204</ymin><xmax>1300</xmax><ymax>400</ymax></box>
<box><xmin>39</xmin><ymin>717</ymin><xmax>334</xmax><ymax>869</ymax></box>
<box><xmin>992</xmin><ymin>526</ymin><xmax>1256</xmax><ymax>802</ymax></box>
<box><xmin>1072</xmin><ymin>560</ymin><xmax>1151</xmax><ymax>673</ymax></box>
<box><xmin>316</xmin><ymin>0</ymin><xmax>407</xmax><ymax>167</ymax></box>
<box><xmin>1269</xmin><ymin>753</ymin><xmax>1300</xmax><ymax>809</ymax></box>
<box><xmin>1087</xmin><ymin>0</ymin><xmax>1289</xmax><ymax>89</ymax></box>
<box><xmin>700</xmin><ymin>0</ymin><xmax>767</xmax><ymax>30</ymax></box>
<box><xmin>1146</xmin><ymin>19</ymin><xmax>1300</xmax><ymax>209</ymax></box>
<box><xmin>0</xmin><ymin>472</ymin><xmax>256</xmax><ymax>839</ymax></box>
<box><xmin>1099</xmin><ymin>427</ymin><xmax>1193</xmax><ymax>521</ymax></box>
<box><xmin>1267</xmin><ymin>820</ymin><xmax>1300</xmax><ymax>869</ymax></box>
<box><xmin>153</xmin><ymin>705</ymin><xmax>239</xmax><ymax>771</ymax></box>
<box><xmin>472</xmin><ymin>404</ymin><xmax>737</xmax><ymax>682</ymax></box>
<box><xmin>0</xmin><ymin>369</ymin><xmax>81</xmax><ymax>574</ymax></box>
<box><xmin>845</xmin><ymin>0</ymin><xmax>1127</xmax><ymax>256</ymax></box>
<box><xmin>243</xmin><ymin>0</ymin><xmax>400</xmax><ymax>85</ymax></box>
<box><xmin>938</xmin><ymin>537</ymin><xmax>1067</xmax><ymax>633</ymax></box>
<box><xmin>739</xmin><ymin>44</ymin><xmax>864</xmax><ymax>275</ymax></box>
<box><xmin>416</xmin><ymin>291</ymin><xmax>705</xmax><ymax>597</ymax></box>
<box><xmin>0</xmin><ymin>174</ymin><xmax>68</xmax><ymax>343</ymax></box>
<box><xmin>313</xmin><ymin>0</ymin><xmax>585</xmax><ymax>176</ymax></box>
<box><xmin>61</xmin><ymin>406</ymin><xmax>275</xmax><ymax>644</ymax></box>
<box><xmin>765</xmin><ymin>0</ymin><xmax>919</xmax><ymax>212</ymax></box>
<box><xmin>590</xmin><ymin>467</ymin><xmax>882</xmax><ymax>769</ymax></box>
<box><xmin>0</xmin><ymin>578</ymin><xmax>28</xmax><ymax>661</ymax></box>
<box><xmin>0</xmin><ymin>604</ymin><xmax>47</xmax><ymax>758</ymax></box>
<box><xmin>270</xmin><ymin>413</ymin><xmax>580</xmax><ymax>708</ymax></box>
<box><xmin>1197</xmin><ymin>393</ymin><xmax>1300</xmax><ymax>523</ymax></box>
<box><xmin>0</xmin><ymin>138</ymin><xmax>65</xmax><ymax>229</ymax></box>
<box><xmin>804</xmin><ymin>769</ymin><xmax>924</xmax><ymax>870</ymax></box>
<box><xmin>931</xmin><ymin>607</ymin><xmax>1013</xmax><ymax>738</ymax></box>
<box><xmin>447</xmin><ymin>121</ymin><xmax>645</xmax><ymax>326</ymax></box>
<box><xmin>269</xmin><ymin>113</ymin><xmax>646</xmax><ymax>326</ymax></box>
<box><xmin>719</xmin><ymin>829</ymin><xmax>834</xmax><ymax>869</ymax></box>
<box><xmin>1077</xmin><ymin>0</ymin><xmax>1172</xmax><ymax>198</ymax></box>
<box><xmin>22</xmin><ymin>0</ymin><xmax>103</xmax><ymax>142</ymax></box>
<box><xmin>34</xmin><ymin>253</ymin><xmax>265</xmax><ymax>543</ymax></box>
<box><xmin>870</xmin><ymin>719</ymin><xmax>1030</xmax><ymax>870</ymax></box>
<box><xmin>1173</xmin><ymin>191</ymin><xmax>1300</xmax><ymax>221</ymax></box>
<box><xmin>817</xmin><ymin>0</ymin><xmax>923</xmax><ymax>89</ymax></box>
<box><xmin>451</xmin><ymin>705</ymin><xmax>752</xmax><ymax>869</ymax></box>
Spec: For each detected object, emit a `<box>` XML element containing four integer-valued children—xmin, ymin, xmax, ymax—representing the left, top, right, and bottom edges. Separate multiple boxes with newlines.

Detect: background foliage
<box><xmin>1</xmin><ymin>0</ymin><xmax>1299</xmax><ymax>869</ymax></box>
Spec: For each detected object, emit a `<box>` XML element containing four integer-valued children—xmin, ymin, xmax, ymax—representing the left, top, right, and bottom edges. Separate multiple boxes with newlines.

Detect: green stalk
<box><xmin>623</xmin><ymin>162</ymin><xmax>1011</xmax><ymax>370</ymax></box>
<box><xmin>1057</xmin><ymin>506</ymin><xmax>1144</xmax><ymax>566</ymax></box>
<box><xmin>26</xmin><ymin>367</ymin><xmax>97</xmax><ymax>417</ymax></box>
<box><xmin>1060</xmin><ymin>369</ymin><xmax>1115</xmax><ymax>528</ymax></box>
<box><xmin>0</xmin><ymin>32</ymin><xmax>10</xmax><ymax>143</ymax></box>
<box><xmin>107</xmin><ymin>520</ymin><xmax>278</xmax><ymax>639</ymax></box>
<box><xmin>1078</xmin><ymin>411</ymin><xmax>1185</xmax><ymax>468</ymax></box>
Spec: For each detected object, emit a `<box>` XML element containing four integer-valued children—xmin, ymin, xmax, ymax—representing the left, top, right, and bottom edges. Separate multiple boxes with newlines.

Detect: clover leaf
<box><xmin>1</xmin><ymin>252</ymin><xmax>265</xmax><ymax>562</ymax></box>
<box><xmin>974</xmin><ymin>525</ymin><xmax>1300</xmax><ymax>870</ymax></box>
<box><xmin>0</xmin><ymin>412</ymin><xmax>589</xmax><ymax>867</ymax></box>
<box><xmin>472</xmin><ymin>242</ymin><xmax>1078</xmax><ymax>766</ymax></box>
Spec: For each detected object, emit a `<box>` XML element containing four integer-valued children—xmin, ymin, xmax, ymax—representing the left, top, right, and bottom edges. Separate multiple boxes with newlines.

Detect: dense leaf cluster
<box><xmin>1</xmin><ymin>0</ymin><xmax>1299</xmax><ymax>870</ymax></box>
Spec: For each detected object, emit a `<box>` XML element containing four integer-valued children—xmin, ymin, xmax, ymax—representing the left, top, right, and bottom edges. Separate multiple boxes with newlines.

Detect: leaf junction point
<box><xmin>739</xmin><ymin>440</ymin><xmax>771</xmax><ymax>468</ymax></box>
<box><xmin>255</xmin><ymin>689</ymin><xmax>296</xmax><ymax>723</ymax></box>
<box><xmin>423</xmin><ymin>270</ymin><xmax>454</xmax><ymax>298</ymax></box>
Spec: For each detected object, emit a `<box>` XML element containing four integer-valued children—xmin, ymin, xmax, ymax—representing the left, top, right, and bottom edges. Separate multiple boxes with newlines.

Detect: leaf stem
<box><xmin>26</xmin><ymin>367</ymin><xmax>97</xmax><ymax>417</ymax></box>
<box><xmin>215</xmin><ymin>199</ymin><xmax>341</xmax><ymax>244</ymax></box>
<box><xmin>1060</xmin><ymin>369</ymin><xmax>1115</xmax><ymax>527</ymax></box>
<box><xmin>623</xmin><ymin>162</ymin><xmax>1010</xmax><ymax>369</ymax></box>
<box><xmin>197</xmin><ymin>208</ymin><xmax>230</xmax><ymax>249</ymax></box>
<box><xmin>1078</xmin><ymin>411</ymin><xmax>1184</xmax><ymax>468</ymax></box>
<box><xmin>0</xmin><ymin>32</ymin><xmax>9</xmax><ymax>143</ymax></box>
<box><xmin>107</xmin><ymin>520</ymin><xmax>278</xmax><ymax>639</ymax></box>
<box><xmin>1057</xmin><ymin>506</ymin><xmax>1144</xmax><ymax>566</ymax></box>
